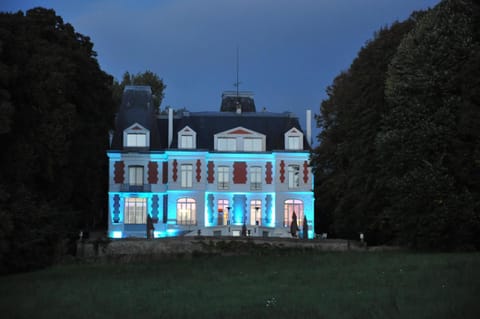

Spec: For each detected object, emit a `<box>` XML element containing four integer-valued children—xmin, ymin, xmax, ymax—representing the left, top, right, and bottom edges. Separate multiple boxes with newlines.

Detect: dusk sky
<box><xmin>2</xmin><ymin>0</ymin><xmax>441</xmax><ymax>140</ymax></box>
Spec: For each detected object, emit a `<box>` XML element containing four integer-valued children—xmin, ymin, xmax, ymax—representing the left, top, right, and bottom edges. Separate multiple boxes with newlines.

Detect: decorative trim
<box><xmin>303</xmin><ymin>161</ymin><xmax>309</xmax><ymax>183</ymax></box>
<box><xmin>207</xmin><ymin>161</ymin><xmax>215</xmax><ymax>183</ymax></box>
<box><xmin>279</xmin><ymin>160</ymin><xmax>285</xmax><ymax>183</ymax></box>
<box><xmin>172</xmin><ymin>160</ymin><xmax>178</xmax><ymax>182</ymax></box>
<box><xmin>148</xmin><ymin>161</ymin><xmax>159</xmax><ymax>184</ymax></box>
<box><xmin>112</xmin><ymin>195</ymin><xmax>120</xmax><ymax>223</ymax></box>
<box><xmin>196</xmin><ymin>159</ymin><xmax>202</xmax><ymax>182</ymax></box>
<box><xmin>265</xmin><ymin>162</ymin><xmax>273</xmax><ymax>184</ymax></box>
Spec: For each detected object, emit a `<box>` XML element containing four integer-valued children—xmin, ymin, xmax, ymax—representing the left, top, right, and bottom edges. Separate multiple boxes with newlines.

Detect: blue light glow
<box><xmin>111</xmin><ymin>231</ymin><xmax>122</xmax><ymax>238</ymax></box>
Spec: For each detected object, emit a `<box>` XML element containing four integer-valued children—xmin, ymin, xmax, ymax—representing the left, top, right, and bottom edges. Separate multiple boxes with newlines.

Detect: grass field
<box><xmin>1</xmin><ymin>252</ymin><xmax>479</xmax><ymax>319</ymax></box>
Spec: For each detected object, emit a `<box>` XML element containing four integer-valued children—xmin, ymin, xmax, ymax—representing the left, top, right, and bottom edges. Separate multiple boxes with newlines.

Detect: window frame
<box><xmin>288</xmin><ymin>164</ymin><xmax>300</xmax><ymax>189</ymax></box>
<box><xmin>283</xmin><ymin>199</ymin><xmax>304</xmax><ymax>228</ymax></box>
<box><xmin>217</xmin><ymin>165</ymin><xmax>230</xmax><ymax>190</ymax></box>
<box><xmin>250</xmin><ymin>166</ymin><xmax>262</xmax><ymax>190</ymax></box>
<box><xmin>176</xmin><ymin>198</ymin><xmax>196</xmax><ymax>225</ymax></box>
<box><xmin>124</xmin><ymin>197</ymin><xmax>147</xmax><ymax>224</ymax></box>
<box><xmin>250</xmin><ymin>200</ymin><xmax>262</xmax><ymax>226</ymax></box>
<box><xmin>180</xmin><ymin>164</ymin><xmax>193</xmax><ymax>188</ymax></box>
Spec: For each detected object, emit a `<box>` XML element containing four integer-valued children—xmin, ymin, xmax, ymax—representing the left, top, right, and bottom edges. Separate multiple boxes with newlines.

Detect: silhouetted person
<box><xmin>303</xmin><ymin>216</ymin><xmax>309</xmax><ymax>240</ymax></box>
<box><xmin>290</xmin><ymin>212</ymin><xmax>299</xmax><ymax>238</ymax></box>
<box><xmin>146</xmin><ymin>214</ymin><xmax>154</xmax><ymax>239</ymax></box>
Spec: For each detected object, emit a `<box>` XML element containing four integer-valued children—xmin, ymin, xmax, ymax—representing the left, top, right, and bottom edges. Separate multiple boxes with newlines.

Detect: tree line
<box><xmin>312</xmin><ymin>0</ymin><xmax>480</xmax><ymax>249</ymax></box>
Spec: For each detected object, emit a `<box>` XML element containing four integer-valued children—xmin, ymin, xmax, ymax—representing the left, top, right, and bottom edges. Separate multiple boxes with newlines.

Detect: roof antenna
<box><xmin>234</xmin><ymin>46</ymin><xmax>241</xmax><ymax>97</ymax></box>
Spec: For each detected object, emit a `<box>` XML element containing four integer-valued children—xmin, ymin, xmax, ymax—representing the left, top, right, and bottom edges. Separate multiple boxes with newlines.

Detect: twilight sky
<box><xmin>1</xmin><ymin>0</ymin><xmax>441</xmax><ymax>140</ymax></box>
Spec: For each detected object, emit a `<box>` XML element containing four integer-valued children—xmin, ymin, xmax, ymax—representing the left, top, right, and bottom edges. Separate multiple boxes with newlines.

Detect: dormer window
<box><xmin>284</xmin><ymin>128</ymin><xmax>303</xmax><ymax>150</ymax></box>
<box><xmin>215</xmin><ymin>127</ymin><xmax>265</xmax><ymax>152</ymax></box>
<box><xmin>178</xmin><ymin>126</ymin><xmax>197</xmax><ymax>149</ymax></box>
<box><xmin>124</xmin><ymin>123</ymin><xmax>150</xmax><ymax>148</ymax></box>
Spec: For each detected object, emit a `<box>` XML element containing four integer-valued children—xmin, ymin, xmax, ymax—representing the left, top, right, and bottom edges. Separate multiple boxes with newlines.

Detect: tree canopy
<box><xmin>112</xmin><ymin>70</ymin><xmax>166</xmax><ymax>112</ymax></box>
<box><xmin>312</xmin><ymin>0</ymin><xmax>480</xmax><ymax>249</ymax></box>
<box><xmin>0</xmin><ymin>8</ymin><xmax>116</xmax><ymax>272</ymax></box>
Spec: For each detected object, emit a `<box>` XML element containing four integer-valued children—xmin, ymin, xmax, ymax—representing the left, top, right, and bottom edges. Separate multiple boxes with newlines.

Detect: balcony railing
<box><xmin>120</xmin><ymin>184</ymin><xmax>152</xmax><ymax>192</ymax></box>
<box><xmin>250</xmin><ymin>182</ymin><xmax>262</xmax><ymax>190</ymax></box>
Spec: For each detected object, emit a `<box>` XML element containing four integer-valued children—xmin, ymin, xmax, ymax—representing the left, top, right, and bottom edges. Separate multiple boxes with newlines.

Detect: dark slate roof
<box><xmin>110</xmin><ymin>86</ymin><xmax>310</xmax><ymax>152</ymax></box>
<box><xmin>110</xmin><ymin>86</ymin><xmax>163</xmax><ymax>150</ymax></box>
<box><xmin>220</xmin><ymin>96</ymin><xmax>256</xmax><ymax>112</ymax></box>
<box><xmin>159</xmin><ymin>111</ymin><xmax>310</xmax><ymax>151</ymax></box>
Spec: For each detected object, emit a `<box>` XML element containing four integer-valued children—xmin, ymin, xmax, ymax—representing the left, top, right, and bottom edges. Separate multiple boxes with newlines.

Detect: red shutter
<box><xmin>162</xmin><ymin>161</ymin><xmax>168</xmax><ymax>184</ymax></box>
<box><xmin>196</xmin><ymin>159</ymin><xmax>202</xmax><ymax>182</ymax></box>
<box><xmin>303</xmin><ymin>161</ymin><xmax>309</xmax><ymax>183</ymax></box>
<box><xmin>148</xmin><ymin>161</ymin><xmax>159</xmax><ymax>184</ymax></box>
<box><xmin>279</xmin><ymin>160</ymin><xmax>285</xmax><ymax>183</ymax></box>
<box><xmin>207</xmin><ymin>161</ymin><xmax>215</xmax><ymax>183</ymax></box>
<box><xmin>114</xmin><ymin>161</ymin><xmax>125</xmax><ymax>184</ymax></box>
<box><xmin>265</xmin><ymin>162</ymin><xmax>273</xmax><ymax>184</ymax></box>
<box><xmin>172</xmin><ymin>160</ymin><xmax>178</xmax><ymax>182</ymax></box>
<box><xmin>233</xmin><ymin>162</ymin><xmax>247</xmax><ymax>184</ymax></box>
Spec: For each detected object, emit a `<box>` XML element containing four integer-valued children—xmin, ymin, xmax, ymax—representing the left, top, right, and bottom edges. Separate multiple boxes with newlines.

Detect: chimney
<box><xmin>168</xmin><ymin>107</ymin><xmax>173</xmax><ymax>148</ymax></box>
<box><xmin>306</xmin><ymin>109</ymin><xmax>312</xmax><ymax>146</ymax></box>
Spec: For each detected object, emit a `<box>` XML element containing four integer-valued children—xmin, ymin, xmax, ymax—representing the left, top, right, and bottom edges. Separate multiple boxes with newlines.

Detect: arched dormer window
<box><xmin>178</xmin><ymin>126</ymin><xmax>197</xmax><ymax>149</ymax></box>
<box><xmin>123</xmin><ymin>123</ymin><xmax>150</xmax><ymax>148</ymax></box>
<box><xmin>284</xmin><ymin>128</ymin><xmax>303</xmax><ymax>150</ymax></box>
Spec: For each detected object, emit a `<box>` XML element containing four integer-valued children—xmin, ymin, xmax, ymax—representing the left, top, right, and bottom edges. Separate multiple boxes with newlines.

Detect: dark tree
<box><xmin>112</xmin><ymin>70</ymin><xmax>166</xmax><ymax>113</ymax></box>
<box><xmin>311</xmin><ymin>15</ymin><xmax>418</xmax><ymax>243</ymax></box>
<box><xmin>0</xmin><ymin>8</ymin><xmax>116</xmax><ymax>272</ymax></box>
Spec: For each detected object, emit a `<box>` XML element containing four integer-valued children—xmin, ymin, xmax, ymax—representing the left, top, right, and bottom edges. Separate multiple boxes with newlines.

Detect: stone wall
<box><xmin>76</xmin><ymin>237</ymin><xmax>368</xmax><ymax>262</ymax></box>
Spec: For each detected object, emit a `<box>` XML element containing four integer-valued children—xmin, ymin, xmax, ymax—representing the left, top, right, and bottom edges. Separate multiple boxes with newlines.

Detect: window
<box><xmin>217</xmin><ymin>138</ymin><xmax>236</xmax><ymax>151</ymax></box>
<box><xmin>218</xmin><ymin>166</ymin><xmax>230</xmax><ymax>190</ymax></box>
<box><xmin>125</xmin><ymin>198</ymin><xmax>147</xmax><ymax>224</ymax></box>
<box><xmin>180</xmin><ymin>135</ymin><xmax>194</xmax><ymax>149</ymax></box>
<box><xmin>250</xmin><ymin>200</ymin><xmax>262</xmax><ymax>226</ymax></box>
<box><xmin>250</xmin><ymin>166</ymin><xmax>262</xmax><ymax>190</ymax></box>
<box><xmin>181</xmin><ymin>164</ymin><xmax>193</xmax><ymax>188</ymax></box>
<box><xmin>287</xmin><ymin>136</ymin><xmax>301</xmax><ymax>150</ymax></box>
<box><xmin>288</xmin><ymin>164</ymin><xmax>300</xmax><ymax>189</ymax></box>
<box><xmin>128</xmin><ymin>166</ymin><xmax>144</xmax><ymax>186</ymax></box>
<box><xmin>283</xmin><ymin>199</ymin><xmax>304</xmax><ymax>227</ymax></box>
<box><xmin>176</xmin><ymin>198</ymin><xmax>196</xmax><ymax>225</ymax></box>
<box><xmin>217</xmin><ymin>199</ymin><xmax>230</xmax><ymax>225</ymax></box>
<box><xmin>244</xmin><ymin>138</ymin><xmax>263</xmax><ymax>152</ymax></box>
<box><xmin>126</xmin><ymin>133</ymin><xmax>147</xmax><ymax>147</ymax></box>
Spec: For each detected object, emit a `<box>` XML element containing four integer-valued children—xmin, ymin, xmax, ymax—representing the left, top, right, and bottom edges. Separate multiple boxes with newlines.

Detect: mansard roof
<box><xmin>110</xmin><ymin>86</ymin><xmax>310</xmax><ymax>152</ymax></box>
<box><xmin>159</xmin><ymin>111</ymin><xmax>309</xmax><ymax>151</ymax></box>
<box><xmin>110</xmin><ymin>86</ymin><xmax>162</xmax><ymax>150</ymax></box>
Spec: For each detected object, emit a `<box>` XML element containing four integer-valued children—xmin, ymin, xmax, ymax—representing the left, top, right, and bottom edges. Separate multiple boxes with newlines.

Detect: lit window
<box><xmin>217</xmin><ymin>199</ymin><xmax>229</xmax><ymax>225</ymax></box>
<box><xmin>181</xmin><ymin>164</ymin><xmax>193</xmax><ymax>188</ymax></box>
<box><xmin>218</xmin><ymin>166</ymin><xmax>229</xmax><ymax>190</ymax></box>
<box><xmin>288</xmin><ymin>164</ymin><xmax>300</xmax><ymax>189</ymax></box>
<box><xmin>126</xmin><ymin>133</ymin><xmax>147</xmax><ymax>147</ymax></box>
<box><xmin>250</xmin><ymin>200</ymin><xmax>262</xmax><ymax>226</ymax></box>
<box><xmin>125</xmin><ymin>198</ymin><xmax>147</xmax><ymax>224</ymax></box>
<box><xmin>176</xmin><ymin>198</ymin><xmax>196</xmax><ymax>225</ymax></box>
<box><xmin>217</xmin><ymin>138</ymin><xmax>236</xmax><ymax>151</ymax></box>
<box><xmin>128</xmin><ymin>166</ymin><xmax>144</xmax><ymax>186</ymax></box>
<box><xmin>283</xmin><ymin>199</ymin><xmax>304</xmax><ymax>227</ymax></box>
<box><xmin>287</xmin><ymin>136</ymin><xmax>301</xmax><ymax>150</ymax></box>
<box><xmin>180</xmin><ymin>135</ymin><xmax>194</xmax><ymax>149</ymax></box>
<box><xmin>244</xmin><ymin>138</ymin><xmax>263</xmax><ymax>152</ymax></box>
<box><xmin>250</xmin><ymin>166</ymin><xmax>262</xmax><ymax>190</ymax></box>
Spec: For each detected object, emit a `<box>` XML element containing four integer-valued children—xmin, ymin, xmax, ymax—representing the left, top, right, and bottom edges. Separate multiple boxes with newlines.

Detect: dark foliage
<box><xmin>0</xmin><ymin>8</ymin><xmax>116</xmax><ymax>273</ymax></box>
<box><xmin>312</xmin><ymin>0</ymin><xmax>480</xmax><ymax>249</ymax></box>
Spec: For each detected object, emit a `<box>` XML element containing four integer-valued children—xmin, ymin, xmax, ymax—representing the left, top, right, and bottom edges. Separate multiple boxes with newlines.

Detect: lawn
<box><xmin>1</xmin><ymin>252</ymin><xmax>479</xmax><ymax>319</ymax></box>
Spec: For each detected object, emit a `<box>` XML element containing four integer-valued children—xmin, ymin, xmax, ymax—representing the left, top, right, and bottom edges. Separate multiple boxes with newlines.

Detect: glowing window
<box><xmin>250</xmin><ymin>200</ymin><xmax>262</xmax><ymax>226</ymax></box>
<box><xmin>125</xmin><ymin>198</ymin><xmax>147</xmax><ymax>224</ymax></box>
<box><xmin>176</xmin><ymin>198</ymin><xmax>196</xmax><ymax>225</ymax></box>
<box><xmin>283</xmin><ymin>199</ymin><xmax>304</xmax><ymax>228</ymax></box>
<box><xmin>217</xmin><ymin>199</ymin><xmax>230</xmax><ymax>226</ymax></box>
<box><xmin>288</xmin><ymin>164</ymin><xmax>300</xmax><ymax>189</ymax></box>
<box><xmin>181</xmin><ymin>164</ymin><xmax>193</xmax><ymax>188</ymax></box>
